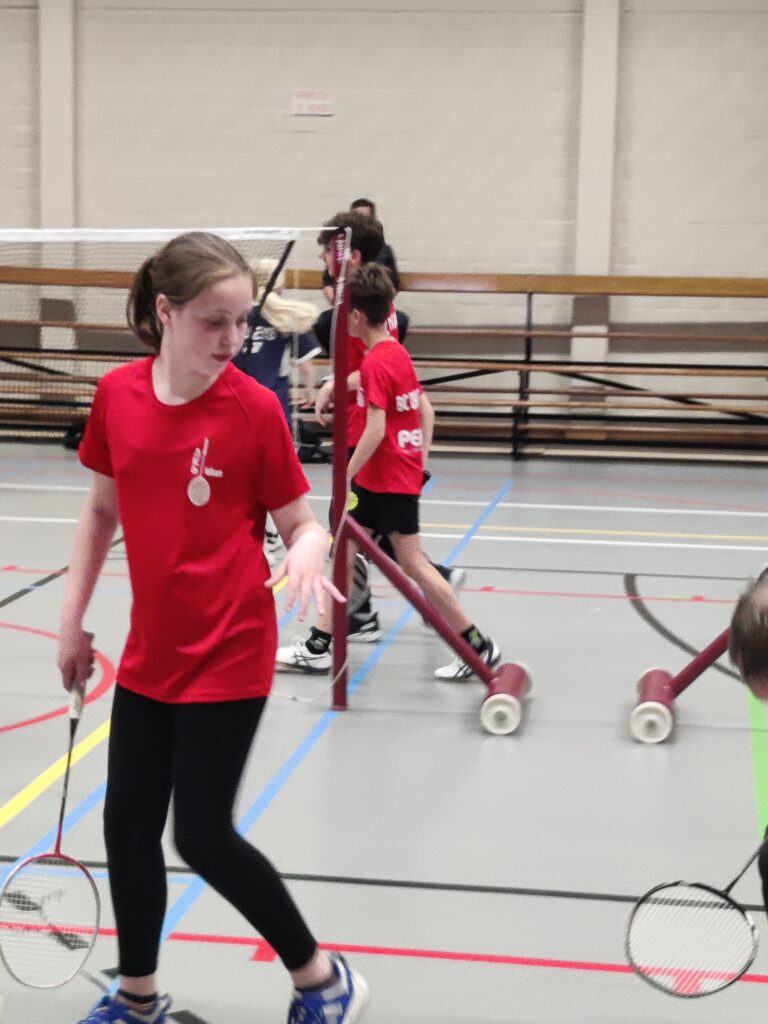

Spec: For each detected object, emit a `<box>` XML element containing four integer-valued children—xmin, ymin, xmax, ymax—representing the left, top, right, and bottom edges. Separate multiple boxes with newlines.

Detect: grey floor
<box><xmin>2</xmin><ymin>444</ymin><xmax>768</xmax><ymax>1023</ymax></box>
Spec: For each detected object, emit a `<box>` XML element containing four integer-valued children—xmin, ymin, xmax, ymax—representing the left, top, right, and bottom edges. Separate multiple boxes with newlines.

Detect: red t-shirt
<box><xmin>79</xmin><ymin>358</ymin><xmax>309</xmax><ymax>703</ymax></box>
<box><xmin>356</xmin><ymin>339</ymin><xmax>424</xmax><ymax>495</ymax></box>
<box><xmin>348</xmin><ymin>304</ymin><xmax>399</xmax><ymax>446</ymax></box>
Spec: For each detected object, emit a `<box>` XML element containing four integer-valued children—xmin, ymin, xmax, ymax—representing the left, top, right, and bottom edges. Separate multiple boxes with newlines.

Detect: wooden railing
<box><xmin>2</xmin><ymin>267</ymin><xmax>768</xmax><ymax>457</ymax></box>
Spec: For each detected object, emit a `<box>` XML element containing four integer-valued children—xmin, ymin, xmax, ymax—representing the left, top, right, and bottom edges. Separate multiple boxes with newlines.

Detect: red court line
<box><xmin>371</xmin><ymin>584</ymin><xmax>735</xmax><ymax>605</ymax></box>
<box><xmin>3</xmin><ymin>919</ymin><xmax>766</xmax><ymax>985</ymax></box>
<box><xmin>0</xmin><ymin>622</ymin><xmax>116</xmax><ymax>733</ymax></box>
<box><xmin>130</xmin><ymin>930</ymin><xmax>768</xmax><ymax>985</ymax></box>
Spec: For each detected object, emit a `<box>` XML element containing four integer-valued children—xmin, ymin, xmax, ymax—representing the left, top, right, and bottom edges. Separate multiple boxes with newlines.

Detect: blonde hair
<box><xmin>250</xmin><ymin>258</ymin><xmax>318</xmax><ymax>336</ymax></box>
<box><xmin>127</xmin><ymin>232</ymin><xmax>251</xmax><ymax>351</ymax></box>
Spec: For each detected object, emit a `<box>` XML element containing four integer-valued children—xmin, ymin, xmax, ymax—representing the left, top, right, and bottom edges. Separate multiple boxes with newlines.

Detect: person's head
<box><xmin>250</xmin><ymin>257</ymin><xmax>286</xmax><ymax>298</ymax></box>
<box><xmin>127</xmin><ymin>232</ymin><xmax>253</xmax><ymax>375</ymax></box>
<box><xmin>729</xmin><ymin>566</ymin><xmax>768</xmax><ymax>699</ymax></box>
<box><xmin>348</xmin><ymin>263</ymin><xmax>395</xmax><ymax>340</ymax></box>
<box><xmin>249</xmin><ymin>257</ymin><xmax>318</xmax><ymax>335</ymax></box>
<box><xmin>316</xmin><ymin>211</ymin><xmax>383</xmax><ymax>276</ymax></box>
<box><xmin>350</xmin><ymin>197</ymin><xmax>376</xmax><ymax>219</ymax></box>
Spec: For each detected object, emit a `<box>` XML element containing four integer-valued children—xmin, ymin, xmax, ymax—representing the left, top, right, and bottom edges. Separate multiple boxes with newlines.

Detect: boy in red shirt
<box><xmin>278</xmin><ymin>264</ymin><xmax>500</xmax><ymax>680</ymax></box>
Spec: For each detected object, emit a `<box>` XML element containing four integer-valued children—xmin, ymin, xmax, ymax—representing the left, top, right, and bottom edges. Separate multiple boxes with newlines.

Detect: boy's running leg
<box><xmin>390</xmin><ymin>533</ymin><xmax>500</xmax><ymax>681</ymax></box>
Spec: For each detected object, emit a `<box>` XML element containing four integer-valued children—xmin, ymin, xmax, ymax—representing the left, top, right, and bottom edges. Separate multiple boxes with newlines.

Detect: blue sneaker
<box><xmin>76</xmin><ymin>994</ymin><xmax>171</xmax><ymax>1023</ymax></box>
<box><xmin>287</xmin><ymin>953</ymin><xmax>369</xmax><ymax>1024</ymax></box>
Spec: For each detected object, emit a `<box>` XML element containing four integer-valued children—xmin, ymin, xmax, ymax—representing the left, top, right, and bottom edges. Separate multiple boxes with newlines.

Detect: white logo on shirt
<box><xmin>187</xmin><ymin>438</ymin><xmax>224</xmax><ymax>507</ymax></box>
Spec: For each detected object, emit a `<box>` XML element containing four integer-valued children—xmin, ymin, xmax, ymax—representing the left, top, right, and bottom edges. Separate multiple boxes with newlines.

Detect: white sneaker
<box><xmin>447</xmin><ymin>566</ymin><xmax>467</xmax><ymax>591</ymax></box>
<box><xmin>275</xmin><ymin>638</ymin><xmax>331</xmax><ymax>674</ymax></box>
<box><xmin>434</xmin><ymin>639</ymin><xmax>501</xmax><ymax>681</ymax></box>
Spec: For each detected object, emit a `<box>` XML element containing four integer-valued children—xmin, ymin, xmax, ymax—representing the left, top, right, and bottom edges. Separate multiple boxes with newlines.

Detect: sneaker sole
<box><xmin>275</xmin><ymin>660</ymin><xmax>331</xmax><ymax>675</ymax></box>
<box><xmin>348</xmin><ymin>630</ymin><xmax>382</xmax><ymax>644</ymax></box>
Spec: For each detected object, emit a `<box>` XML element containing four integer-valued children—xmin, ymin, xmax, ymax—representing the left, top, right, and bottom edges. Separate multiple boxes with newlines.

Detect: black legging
<box><xmin>104</xmin><ymin>685</ymin><xmax>317</xmax><ymax>978</ymax></box>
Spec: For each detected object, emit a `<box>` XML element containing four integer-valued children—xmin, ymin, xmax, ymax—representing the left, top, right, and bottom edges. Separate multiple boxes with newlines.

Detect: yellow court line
<box><xmin>0</xmin><ymin>719</ymin><xmax>111</xmax><ymax>831</ymax></box>
<box><xmin>0</xmin><ymin>575</ymin><xmax>292</xmax><ymax>833</ymax></box>
<box><xmin>421</xmin><ymin>521</ymin><xmax>768</xmax><ymax>542</ymax></box>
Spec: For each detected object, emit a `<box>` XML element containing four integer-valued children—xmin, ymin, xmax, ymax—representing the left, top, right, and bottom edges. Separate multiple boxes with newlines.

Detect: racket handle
<box><xmin>69</xmin><ymin>685</ymin><xmax>85</xmax><ymax>720</ymax></box>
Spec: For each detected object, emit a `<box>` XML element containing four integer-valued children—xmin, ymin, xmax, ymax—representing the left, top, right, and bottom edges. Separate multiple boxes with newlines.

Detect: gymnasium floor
<box><xmin>2</xmin><ymin>443</ymin><xmax>768</xmax><ymax>1023</ymax></box>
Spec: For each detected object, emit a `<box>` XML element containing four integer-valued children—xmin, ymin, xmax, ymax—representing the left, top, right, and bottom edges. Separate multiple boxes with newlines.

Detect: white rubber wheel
<box><xmin>630</xmin><ymin>700</ymin><xmax>674</xmax><ymax>744</ymax></box>
<box><xmin>480</xmin><ymin>694</ymin><xmax>522</xmax><ymax>736</ymax></box>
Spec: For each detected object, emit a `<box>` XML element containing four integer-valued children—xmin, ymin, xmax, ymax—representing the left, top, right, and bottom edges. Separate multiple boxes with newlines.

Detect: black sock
<box><xmin>353</xmin><ymin>596</ymin><xmax>372</xmax><ymax>617</ymax></box>
<box><xmin>461</xmin><ymin>625</ymin><xmax>487</xmax><ymax>653</ymax></box>
<box><xmin>434</xmin><ymin>562</ymin><xmax>451</xmax><ymax>582</ymax></box>
<box><xmin>305</xmin><ymin>627</ymin><xmax>332</xmax><ymax>654</ymax></box>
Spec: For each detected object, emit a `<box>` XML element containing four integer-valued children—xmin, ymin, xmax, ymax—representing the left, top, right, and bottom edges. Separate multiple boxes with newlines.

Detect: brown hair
<box><xmin>126</xmin><ymin>231</ymin><xmax>251</xmax><ymax>351</ymax></box>
<box><xmin>316</xmin><ymin>211</ymin><xmax>383</xmax><ymax>265</ymax></box>
<box><xmin>728</xmin><ymin>566</ymin><xmax>768</xmax><ymax>683</ymax></box>
<box><xmin>348</xmin><ymin>263</ymin><xmax>395</xmax><ymax>327</ymax></box>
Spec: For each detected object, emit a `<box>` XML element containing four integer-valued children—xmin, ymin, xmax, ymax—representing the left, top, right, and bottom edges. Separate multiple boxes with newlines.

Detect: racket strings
<box><xmin>627</xmin><ymin>883</ymin><xmax>757</xmax><ymax>995</ymax></box>
<box><xmin>0</xmin><ymin>856</ymin><xmax>99</xmax><ymax>988</ymax></box>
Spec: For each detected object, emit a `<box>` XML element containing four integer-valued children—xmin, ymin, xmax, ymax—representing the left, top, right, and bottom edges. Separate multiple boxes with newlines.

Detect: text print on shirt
<box><xmin>187</xmin><ymin>437</ymin><xmax>225</xmax><ymax>507</ymax></box>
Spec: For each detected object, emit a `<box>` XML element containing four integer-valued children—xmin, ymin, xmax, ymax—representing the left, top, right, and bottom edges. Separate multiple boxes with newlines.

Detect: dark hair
<box><xmin>316</xmin><ymin>211</ymin><xmax>383</xmax><ymax>265</ymax></box>
<box><xmin>126</xmin><ymin>231</ymin><xmax>251</xmax><ymax>351</ymax></box>
<box><xmin>350</xmin><ymin>197</ymin><xmax>376</xmax><ymax>217</ymax></box>
<box><xmin>728</xmin><ymin>566</ymin><xmax>768</xmax><ymax>682</ymax></box>
<box><xmin>348</xmin><ymin>263</ymin><xmax>395</xmax><ymax>327</ymax></box>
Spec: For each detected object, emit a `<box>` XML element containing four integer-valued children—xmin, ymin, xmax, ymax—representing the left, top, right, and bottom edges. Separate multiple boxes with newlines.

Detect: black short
<box><xmin>350</xmin><ymin>483</ymin><xmax>419</xmax><ymax>537</ymax></box>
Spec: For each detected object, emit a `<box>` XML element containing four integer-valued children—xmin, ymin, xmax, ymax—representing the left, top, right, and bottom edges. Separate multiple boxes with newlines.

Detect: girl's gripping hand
<box><xmin>57</xmin><ymin>628</ymin><xmax>95</xmax><ymax>692</ymax></box>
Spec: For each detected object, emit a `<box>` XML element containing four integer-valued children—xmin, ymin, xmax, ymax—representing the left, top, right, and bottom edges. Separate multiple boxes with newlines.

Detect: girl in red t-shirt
<box><xmin>58</xmin><ymin>233</ymin><xmax>368</xmax><ymax>1024</ymax></box>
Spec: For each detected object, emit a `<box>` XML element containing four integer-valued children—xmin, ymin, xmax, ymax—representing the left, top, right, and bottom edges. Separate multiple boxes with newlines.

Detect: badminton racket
<box><xmin>0</xmin><ymin>676</ymin><xmax>101</xmax><ymax>988</ymax></box>
<box><xmin>625</xmin><ymin>842</ymin><xmax>761</xmax><ymax>997</ymax></box>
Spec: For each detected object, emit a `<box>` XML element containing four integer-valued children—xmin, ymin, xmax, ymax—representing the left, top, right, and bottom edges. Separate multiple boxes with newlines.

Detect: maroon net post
<box><xmin>630</xmin><ymin>628</ymin><xmax>730</xmax><ymax>744</ymax></box>
<box><xmin>330</xmin><ymin>229</ymin><xmax>351</xmax><ymax>711</ymax></box>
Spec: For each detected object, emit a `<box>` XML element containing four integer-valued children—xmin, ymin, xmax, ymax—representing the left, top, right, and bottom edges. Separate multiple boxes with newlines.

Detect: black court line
<box><xmin>0</xmin><ymin>537</ymin><xmax>124</xmax><ymax>610</ymax></box>
<box><xmin>623</xmin><ymin>573</ymin><xmax>739</xmax><ymax>682</ymax></box>
<box><xmin>4</xmin><ymin>854</ymin><xmax>761</xmax><ymax>913</ymax></box>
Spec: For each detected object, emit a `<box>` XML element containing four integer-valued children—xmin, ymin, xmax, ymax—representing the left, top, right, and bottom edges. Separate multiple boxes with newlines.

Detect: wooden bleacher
<box><xmin>2</xmin><ymin>266</ymin><xmax>768</xmax><ymax>458</ymax></box>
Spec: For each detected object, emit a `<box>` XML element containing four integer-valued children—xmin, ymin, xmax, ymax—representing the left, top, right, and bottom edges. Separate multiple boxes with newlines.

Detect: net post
<box><xmin>330</xmin><ymin>229</ymin><xmax>350</xmax><ymax>711</ymax></box>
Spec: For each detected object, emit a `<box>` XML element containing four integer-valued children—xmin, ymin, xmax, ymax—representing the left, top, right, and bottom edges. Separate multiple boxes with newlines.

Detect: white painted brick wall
<box><xmin>75</xmin><ymin>1</ymin><xmax>581</xmax><ymax>325</ymax></box>
<box><xmin>0</xmin><ymin>3</ymin><xmax>38</xmax><ymax>228</ymax></box>
<box><xmin>613</xmin><ymin>4</ymin><xmax>768</xmax><ymax>322</ymax></box>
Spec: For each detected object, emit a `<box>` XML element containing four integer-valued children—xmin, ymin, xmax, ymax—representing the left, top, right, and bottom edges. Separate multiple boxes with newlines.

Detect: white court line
<box><xmin>1</xmin><ymin>516</ymin><xmax>765</xmax><ymax>551</ymax></box>
<box><xmin>304</xmin><ymin>494</ymin><xmax>766</xmax><ymax>518</ymax></box>
<box><xmin>419</xmin><ymin>532</ymin><xmax>768</xmax><ymax>552</ymax></box>
<box><xmin>1</xmin><ymin>483</ymin><xmax>765</xmax><ymax>518</ymax></box>
<box><xmin>0</xmin><ymin>515</ymin><xmax>77</xmax><ymax>523</ymax></box>
<box><xmin>0</xmin><ymin>483</ymin><xmax>88</xmax><ymax>492</ymax></box>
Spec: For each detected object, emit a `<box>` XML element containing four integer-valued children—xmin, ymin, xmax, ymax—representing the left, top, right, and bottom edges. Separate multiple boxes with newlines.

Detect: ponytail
<box><xmin>126</xmin><ymin>255</ymin><xmax>163</xmax><ymax>351</ymax></box>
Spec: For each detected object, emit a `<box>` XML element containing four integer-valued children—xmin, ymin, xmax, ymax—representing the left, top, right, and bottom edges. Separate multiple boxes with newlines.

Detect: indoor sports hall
<box><xmin>3</xmin><ymin>3</ymin><xmax>768</xmax><ymax>1024</ymax></box>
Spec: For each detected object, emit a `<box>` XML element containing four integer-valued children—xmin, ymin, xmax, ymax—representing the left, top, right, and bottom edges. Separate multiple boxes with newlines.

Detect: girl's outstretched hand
<box><xmin>265</xmin><ymin>526</ymin><xmax>344</xmax><ymax>621</ymax></box>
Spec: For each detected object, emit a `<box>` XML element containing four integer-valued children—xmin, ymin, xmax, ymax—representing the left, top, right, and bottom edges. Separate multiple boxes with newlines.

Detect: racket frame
<box><xmin>0</xmin><ymin>851</ymin><xmax>101</xmax><ymax>988</ymax></box>
<box><xmin>0</xmin><ymin>681</ymin><xmax>101</xmax><ymax>988</ymax></box>
<box><xmin>625</xmin><ymin>877</ymin><xmax>759</xmax><ymax>998</ymax></box>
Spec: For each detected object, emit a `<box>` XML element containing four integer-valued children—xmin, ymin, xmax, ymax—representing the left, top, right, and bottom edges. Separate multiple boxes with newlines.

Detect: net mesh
<box><xmin>0</xmin><ymin>856</ymin><xmax>100</xmax><ymax>988</ymax></box>
<box><xmin>626</xmin><ymin>882</ymin><xmax>757</xmax><ymax>996</ymax></box>
<box><xmin>0</xmin><ymin>227</ymin><xmax>322</xmax><ymax>439</ymax></box>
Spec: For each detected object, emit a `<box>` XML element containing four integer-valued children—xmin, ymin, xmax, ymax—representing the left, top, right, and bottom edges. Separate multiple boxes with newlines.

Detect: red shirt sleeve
<box><xmin>79</xmin><ymin>378</ymin><xmax>114</xmax><ymax>477</ymax></box>
<box><xmin>253</xmin><ymin>390</ymin><xmax>310</xmax><ymax>511</ymax></box>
